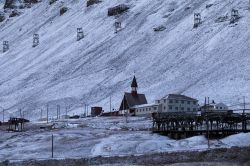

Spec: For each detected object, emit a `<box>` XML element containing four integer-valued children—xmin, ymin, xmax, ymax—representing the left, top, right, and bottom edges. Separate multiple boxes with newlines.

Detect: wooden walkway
<box><xmin>152</xmin><ymin>112</ymin><xmax>250</xmax><ymax>139</ymax></box>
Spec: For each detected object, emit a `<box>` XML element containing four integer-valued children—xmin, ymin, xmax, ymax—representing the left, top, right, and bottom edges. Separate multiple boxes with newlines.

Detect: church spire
<box><xmin>131</xmin><ymin>75</ymin><xmax>138</xmax><ymax>96</ymax></box>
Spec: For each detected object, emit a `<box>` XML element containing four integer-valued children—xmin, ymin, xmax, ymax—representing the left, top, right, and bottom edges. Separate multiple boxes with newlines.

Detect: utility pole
<box><xmin>57</xmin><ymin>105</ymin><xmax>60</xmax><ymax>120</ymax></box>
<box><xmin>84</xmin><ymin>104</ymin><xmax>86</xmax><ymax>117</ymax></box>
<box><xmin>47</xmin><ymin>104</ymin><xmax>49</xmax><ymax>123</ymax></box>
<box><xmin>66</xmin><ymin>106</ymin><xmax>68</xmax><ymax>117</ymax></box>
<box><xmin>110</xmin><ymin>96</ymin><xmax>112</xmax><ymax>113</ymax></box>
<box><xmin>205</xmin><ymin>96</ymin><xmax>210</xmax><ymax>149</ymax></box>
<box><xmin>19</xmin><ymin>109</ymin><xmax>22</xmax><ymax>118</ymax></box>
<box><xmin>243</xmin><ymin>96</ymin><xmax>246</xmax><ymax>131</ymax></box>
<box><xmin>40</xmin><ymin>109</ymin><xmax>43</xmax><ymax>120</ymax></box>
<box><xmin>243</xmin><ymin>96</ymin><xmax>246</xmax><ymax>115</ymax></box>
<box><xmin>87</xmin><ymin>104</ymin><xmax>88</xmax><ymax>117</ymax></box>
<box><xmin>2</xmin><ymin>109</ymin><xmax>4</xmax><ymax>123</ymax></box>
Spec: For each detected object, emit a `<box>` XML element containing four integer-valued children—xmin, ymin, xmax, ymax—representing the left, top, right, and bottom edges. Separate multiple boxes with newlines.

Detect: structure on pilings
<box><xmin>77</xmin><ymin>28</ymin><xmax>84</xmax><ymax>41</ymax></box>
<box><xmin>152</xmin><ymin>112</ymin><xmax>250</xmax><ymax>139</ymax></box>
<box><xmin>7</xmin><ymin>117</ymin><xmax>29</xmax><ymax>132</ymax></box>
<box><xmin>230</xmin><ymin>9</ymin><xmax>239</xmax><ymax>24</ymax></box>
<box><xmin>32</xmin><ymin>34</ymin><xmax>39</xmax><ymax>47</ymax></box>
<box><xmin>3</xmin><ymin>41</ymin><xmax>9</xmax><ymax>53</ymax></box>
<box><xmin>193</xmin><ymin>13</ymin><xmax>201</xmax><ymax>28</ymax></box>
<box><xmin>114</xmin><ymin>21</ymin><xmax>122</xmax><ymax>33</ymax></box>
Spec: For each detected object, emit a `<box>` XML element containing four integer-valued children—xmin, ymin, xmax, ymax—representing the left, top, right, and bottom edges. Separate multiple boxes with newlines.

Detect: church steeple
<box><xmin>131</xmin><ymin>75</ymin><xmax>138</xmax><ymax>96</ymax></box>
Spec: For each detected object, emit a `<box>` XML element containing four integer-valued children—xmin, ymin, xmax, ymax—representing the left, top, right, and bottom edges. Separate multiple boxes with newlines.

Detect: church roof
<box><xmin>119</xmin><ymin>92</ymin><xmax>147</xmax><ymax>110</ymax></box>
<box><xmin>131</xmin><ymin>76</ymin><xmax>138</xmax><ymax>87</ymax></box>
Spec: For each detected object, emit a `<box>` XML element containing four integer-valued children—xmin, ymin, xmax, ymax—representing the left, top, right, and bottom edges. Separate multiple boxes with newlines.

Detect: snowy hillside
<box><xmin>0</xmin><ymin>0</ymin><xmax>250</xmax><ymax>119</ymax></box>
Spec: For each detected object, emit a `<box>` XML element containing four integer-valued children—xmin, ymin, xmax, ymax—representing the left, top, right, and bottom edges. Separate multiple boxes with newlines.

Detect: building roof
<box><xmin>131</xmin><ymin>76</ymin><xmax>138</xmax><ymax>87</ymax></box>
<box><xmin>125</xmin><ymin>92</ymin><xmax>147</xmax><ymax>107</ymax></box>
<box><xmin>162</xmin><ymin>94</ymin><xmax>198</xmax><ymax>101</ymax></box>
<box><xmin>119</xmin><ymin>92</ymin><xmax>147</xmax><ymax>110</ymax></box>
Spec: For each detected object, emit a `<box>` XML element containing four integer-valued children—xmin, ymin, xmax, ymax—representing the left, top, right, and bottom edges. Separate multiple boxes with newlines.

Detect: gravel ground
<box><xmin>1</xmin><ymin>146</ymin><xmax>250</xmax><ymax>166</ymax></box>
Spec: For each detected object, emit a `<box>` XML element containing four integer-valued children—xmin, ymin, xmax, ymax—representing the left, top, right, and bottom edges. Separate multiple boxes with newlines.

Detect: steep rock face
<box><xmin>0</xmin><ymin>0</ymin><xmax>250</xmax><ymax>119</ymax></box>
<box><xmin>4</xmin><ymin>0</ymin><xmax>23</xmax><ymax>9</ymax></box>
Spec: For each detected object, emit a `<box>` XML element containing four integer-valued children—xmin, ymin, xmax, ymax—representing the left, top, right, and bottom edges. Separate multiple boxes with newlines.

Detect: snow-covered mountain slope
<box><xmin>0</xmin><ymin>0</ymin><xmax>250</xmax><ymax>119</ymax></box>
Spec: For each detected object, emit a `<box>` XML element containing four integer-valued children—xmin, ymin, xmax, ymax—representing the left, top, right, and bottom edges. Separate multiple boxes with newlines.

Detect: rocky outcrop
<box><xmin>60</xmin><ymin>7</ymin><xmax>68</xmax><ymax>16</ymax></box>
<box><xmin>4</xmin><ymin>0</ymin><xmax>23</xmax><ymax>9</ymax></box>
<box><xmin>9</xmin><ymin>9</ymin><xmax>21</xmax><ymax>17</ymax></box>
<box><xmin>4</xmin><ymin>0</ymin><xmax>39</xmax><ymax>9</ymax></box>
<box><xmin>0</xmin><ymin>12</ymin><xmax>5</xmax><ymax>22</ymax></box>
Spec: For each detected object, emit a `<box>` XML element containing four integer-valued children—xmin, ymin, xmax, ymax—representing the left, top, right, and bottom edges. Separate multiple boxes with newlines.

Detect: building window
<box><xmin>157</xmin><ymin>100</ymin><xmax>160</xmax><ymax>104</ymax></box>
<box><xmin>181</xmin><ymin>100</ymin><xmax>184</xmax><ymax>104</ymax></box>
<box><xmin>175</xmin><ymin>100</ymin><xmax>178</xmax><ymax>103</ymax></box>
<box><xmin>175</xmin><ymin>107</ymin><xmax>178</xmax><ymax>110</ymax></box>
<box><xmin>187</xmin><ymin>101</ymin><xmax>190</xmax><ymax>104</ymax></box>
<box><xmin>216</xmin><ymin>107</ymin><xmax>218</xmax><ymax>109</ymax></box>
<box><xmin>164</xmin><ymin>106</ymin><xmax>166</xmax><ymax>110</ymax></box>
<box><xmin>169</xmin><ymin>106</ymin><xmax>172</xmax><ymax>110</ymax></box>
<box><xmin>164</xmin><ymin>99</ymin><xmax>166</xmax><ymax>103</ymax></box>
<box><xmin>169</xmin><ymin>99</ymin><xmax>173</xmax><ymax>103</ymax></box>
<box><xmin>220</xmin><ymin>107</ymin><xmax>222</xmax><ymax>109</ymax></box>
<box><xmin>181</xmin><ymin>107</ymin><xmax>184</xmax><ymax>111</ymax></box>
<box><xmin>193</xmin><ymin>101</ymin><xmax>196</xmax><ymax>105</ymax></box>
<box><xmin>149</xmin><ymin>108</ymin><xmax>151</xmax><ymax>111</ymax></box>
<box><xmin>154</xmin><ymin>107</ymin><xmax>157</xmax><ymax>110</ymax></box>
<box><xmin>187</xmin><ymin>108</ymin><xmax>190</xmax><ymax>111</ymax></box>
<box><xmin>193</xmin><ymin>108</ymin><xmax>196</xmax><ymax>111</ymax></box>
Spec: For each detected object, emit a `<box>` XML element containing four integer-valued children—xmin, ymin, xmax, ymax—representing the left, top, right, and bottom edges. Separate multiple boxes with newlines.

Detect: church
<box><xmin>119</xmin><ymin>76</ymin><xmax>148</xmax><ymax>115</ymax></box>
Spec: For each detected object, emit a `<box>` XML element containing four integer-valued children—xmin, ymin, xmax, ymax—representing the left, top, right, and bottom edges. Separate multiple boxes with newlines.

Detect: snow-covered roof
<box><xmin>161</xmin><ymin>94</ymin><xmax>198</xmax><ymax>101</ymax></box>
<box><xmin>131</xmin><ymin>103</ymin><xmax>159</xmax><ymax>109</ymax></box>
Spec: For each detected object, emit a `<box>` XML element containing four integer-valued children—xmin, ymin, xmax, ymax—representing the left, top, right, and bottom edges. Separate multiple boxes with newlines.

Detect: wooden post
<box><xmin>51</xmin><ymin>134</ymin><xmax>54</xmax><ymax>158</ymax></box>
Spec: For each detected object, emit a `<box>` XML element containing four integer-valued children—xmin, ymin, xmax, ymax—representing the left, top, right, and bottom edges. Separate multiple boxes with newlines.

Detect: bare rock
<box><xmin>108</xmin><ymin>4</ymin><xmax>129</xmax><ymax>16</ymax></box>
<box><xmin>49</xmin><ymin>0</ymin><xmax>57</xmax><ymax>5</ymax></box>
<box><xmin>87</xmin><ymin>0</ymin><xmax>101</xmax><ymax>7</ymax></box>
<box><xmin>60</xmin><ymin>7</ymin><xmax>68</xmax><ymax>16</ymax></box>
<box><xmin>153</xmin><ymin>25</ymin><xmax>166</xmax><ymax>32</ymax></box>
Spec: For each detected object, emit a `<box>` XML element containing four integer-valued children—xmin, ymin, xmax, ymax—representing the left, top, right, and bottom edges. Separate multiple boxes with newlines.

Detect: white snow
<box><xmin>0</xmin><ymin>117</ymin><xmax>249</xmax><ymax>161</ymax></box>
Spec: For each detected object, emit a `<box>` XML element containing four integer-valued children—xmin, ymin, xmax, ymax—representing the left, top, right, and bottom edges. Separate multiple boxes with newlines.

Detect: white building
<box><xmin>200</xmin><ymin>100</ymin><xmax>229</xmax><ymax>111</ymax></box>
<box><xmin>133</xmin><ymin>94</ymin><xmax>199</xmax><ymax>116</ymax></box>
<box><xmin>156</xmin><ymin>94</ymin><xmax>198</xmax><ymax>112</ymax></box>
<box><xmin>132</xmin><ymin>103</ymin><xmax>160</xmax><ymax>116</ymax></box>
